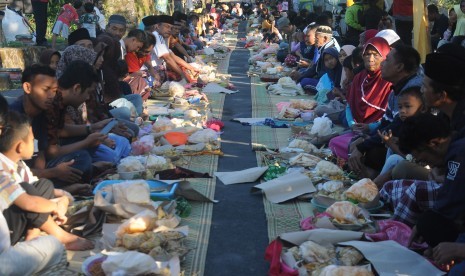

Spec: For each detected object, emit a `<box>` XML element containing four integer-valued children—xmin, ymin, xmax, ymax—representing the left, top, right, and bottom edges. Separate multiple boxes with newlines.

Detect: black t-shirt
<box><xmin>432</xmin><ymin>14</ymin><xmax>449</xmax><ymax>37</ymax></box>
<box><xmin>363</xmin><ymin>7</ymin><xmax>384</xmax><ymax>30</ymax></box>
<box><xmin>9</xmin><ymin>96</ymin><xmax>48</xmax><ymax>151</ymax></box>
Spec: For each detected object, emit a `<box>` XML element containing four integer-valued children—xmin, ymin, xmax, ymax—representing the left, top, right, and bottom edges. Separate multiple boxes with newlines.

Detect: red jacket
<box><xmin>392</xmin><ymin>0</ymin><xmax>413</xmax><ymax>18</ymax></box>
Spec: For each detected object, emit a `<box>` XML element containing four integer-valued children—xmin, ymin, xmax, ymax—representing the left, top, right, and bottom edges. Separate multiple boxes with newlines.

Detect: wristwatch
<box><xmin>86</xmin><ymin>124</ymin><xmax>92</xmax><ymax>135</ymax></box>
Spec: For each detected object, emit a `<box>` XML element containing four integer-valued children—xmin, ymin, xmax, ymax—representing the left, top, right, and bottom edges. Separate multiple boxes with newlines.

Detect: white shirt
<box><xmin>120</xmin><ymin>39</ymin><xmax>126</xmax><ymax>60</ymax></box>
<box><xmin>94</xmin><ymin>7</ymin><xmax>106</xmax><ymax>30</ymax></box>
<box><xmin>151</xmin><ymin>30</ymin><xmax>170</xmax><ymax>67</ymax></box>
<box><xmin>0</xmin><ymin>153</ymin><xmax>38</xmax><ymax>184</ymax></box>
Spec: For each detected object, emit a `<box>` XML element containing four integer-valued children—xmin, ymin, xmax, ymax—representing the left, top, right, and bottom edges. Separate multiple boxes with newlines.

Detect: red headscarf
<box><xmin>359</xmin><ymin>29</ymin><xmax>379</xmax><ymax>46</ymax></box>
<box><xmin>347</xmin><ymin>37</ymin><xmax>392</xmax><ymax>124</ymax></box>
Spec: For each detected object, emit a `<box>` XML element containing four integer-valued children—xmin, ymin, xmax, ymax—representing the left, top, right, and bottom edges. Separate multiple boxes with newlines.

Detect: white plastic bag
<box><xmin>2</xmin><ymin>8</ymin><xmax>33</xmax><ymax>42</ymax></box>
<box><xmin>310</xmin><ymin>115</ymin><xmax>332</xmax><ymax>137</ymax></box>
<box><xmin>101</xmin><ymin>251</ymin><xmax>160</xmax><ymax>275</ymax></box>
<box><xmin>109</xmin><ymin>98</ymin><xmax>137</xmax><ymax>121</ymax></box>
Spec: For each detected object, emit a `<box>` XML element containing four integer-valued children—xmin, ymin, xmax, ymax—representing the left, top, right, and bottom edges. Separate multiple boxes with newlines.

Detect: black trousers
<box><xmin>395</xmin><ymin>19</ymin><xmax>413</xmax><ymax>46</ymax></box>
<box><xmin>3</xmin><ymin>179</ymin><xmax>54</xmax><ymax>245</ymax></box>
<box><xmin>31</xmin><ymin>1</ymin><xmax>48</xmax><ymax>44</ymax></box>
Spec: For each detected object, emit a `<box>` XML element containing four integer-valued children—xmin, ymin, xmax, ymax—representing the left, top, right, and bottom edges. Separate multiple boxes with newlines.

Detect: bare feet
<box><xmin>62</xmin><ymin>183</ymin><xmax>92</xmax><ymax>196</ymax></box>
<box><xmin>40</xmin><ymin>216</ymin><xmax>95</xmax><ymax>251</ymax></box>
<box><xmin>64</xmin><ymin>237</ymin><xmax>95</xmax><ymax>251</ymax></box>
<box><xmin>25</xmin><ymin>228</ymin><xmax>41</xmax><ymax>241</ymax></box>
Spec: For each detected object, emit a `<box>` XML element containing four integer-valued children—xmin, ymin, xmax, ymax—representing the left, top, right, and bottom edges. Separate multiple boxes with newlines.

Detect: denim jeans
<box><xmin>86</xmin><ymin>133</ymin><xmax>131</xmax><ymax>164</ymax></box>
<box><xmin>46</xmin><ymin>149</ymin><xmax>93</xmax><ymax>188</ymax></box>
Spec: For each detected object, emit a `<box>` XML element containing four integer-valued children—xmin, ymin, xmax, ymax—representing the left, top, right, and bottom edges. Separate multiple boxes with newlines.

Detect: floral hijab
<box><xmin>55</xmin><ymin>45</ymin><xmax>97</xmax><ymax>79</ymax></box>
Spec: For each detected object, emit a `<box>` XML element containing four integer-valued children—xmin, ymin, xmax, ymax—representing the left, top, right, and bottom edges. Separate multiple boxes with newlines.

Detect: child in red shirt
<box><xmin>51</xmin><ymin>0</ymin><xmax>82</xmax><ymax>49</ymax></box>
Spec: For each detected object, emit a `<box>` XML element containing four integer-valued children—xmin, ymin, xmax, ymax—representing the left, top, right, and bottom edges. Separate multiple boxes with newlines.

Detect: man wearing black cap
<box><xmin>421</xmin><ymin>44</ymin><xmax>465</xmax><ymax>132</ymax></box>
<box><xmin>106</xmin><ymin>14</ymin><xmax>127</xmax><ymax>40</ymax></box>
<box><xmin>169</xmin><ymin>20</ymin><xmax>195</xmax><ymax>62</ymax></box>
<box><xmin>68</xmin><ymin>28</ymin><xmax>93</xmax><ymax>49</ymax></box>
<box><xmin>144</xmin><ymin>15</ymin><xmax>198</xmax><ymax>86</ymax></box>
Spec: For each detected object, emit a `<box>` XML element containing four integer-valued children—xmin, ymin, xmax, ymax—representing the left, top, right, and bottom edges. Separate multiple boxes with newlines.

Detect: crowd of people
<box><xmin>0</xmin><ymin>5</ymin><xmax>244</xmax><ymax>273</ymax></box>
<box><xmin>249</xmin><ymin>0</ymin><xmax>465</xmax><ymax>272</ymax></box>
<box><xmin>0</xmin><ymin>0</ymin><xmax>465</xmax><ymax>273</ymax></box>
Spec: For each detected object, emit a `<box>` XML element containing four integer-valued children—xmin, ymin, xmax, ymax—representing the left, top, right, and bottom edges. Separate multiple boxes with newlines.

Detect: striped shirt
<box><xmin>0</xmin><ymin>170</ymin><xmax>24</xmax><ymax>254</ymax></box>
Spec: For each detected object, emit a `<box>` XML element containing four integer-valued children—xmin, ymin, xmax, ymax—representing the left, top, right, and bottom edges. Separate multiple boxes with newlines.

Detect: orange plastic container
<box><xmin>164</xmin><ymin>132</ymin><xmax>188</xmax><ymax>146</ymax></box>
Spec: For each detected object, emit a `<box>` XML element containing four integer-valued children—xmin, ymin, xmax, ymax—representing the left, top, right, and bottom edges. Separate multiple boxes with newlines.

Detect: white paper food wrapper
<box><xmin>215</xmin><ymin>167</ymin><xmax>268</xmax><ymax>185</ymax></box>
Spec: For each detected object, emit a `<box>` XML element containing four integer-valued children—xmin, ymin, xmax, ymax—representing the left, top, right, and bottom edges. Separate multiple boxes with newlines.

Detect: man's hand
<box><xmin>111</xmin><ymin>123</ymin><xmax>132</xmax><ymax>139</ymax></box>
<box><xmin>85</xmin><ymin>132</ymin><xmax>107</xmax><ymax>148</ymax></box>
<box><xmin>102</xmin><ymin>137</ymin><xmax>116</xmax><ymax>149</ymax></box>
<box><xmin>433</xmin><ymin>242</ymin><xmax>465</xmax><ymax>265</ymax></box>
<box><xmin>289</xmin><ymin>70</ymin><xmax>301</xmax><ymax>81</ymax></box>
<box><xmin>429</xmin><ymin>167</ymin><xmax>446</xmax><ymax>183</ymax></box>
<box><xmin>349</xmin><ymin>137</ymin><xmax>364</xmax><ymax>153</ymax></box>
<box><xmin>54</xmin><ymin>160</ymin><xmax>83</xmax><ymax>183</ymax></box>
<box><xmin>298</xmin><ymin>60</ymin><xmax>311</xmax><ymax>68</ymax></box>
<box><xmin>348</xmin><ymin>148</ymin><xmax>364</xmax><ymax>173</ymax></box>
<box><xmin>90</xmin><ymin>118</ymin><xmax>113</xmax><ymax>132</ymax></box>
<box><xmin>408</xmin><ymin>225</ymin><xmax>424</xmax><ymax>247</ymax></box>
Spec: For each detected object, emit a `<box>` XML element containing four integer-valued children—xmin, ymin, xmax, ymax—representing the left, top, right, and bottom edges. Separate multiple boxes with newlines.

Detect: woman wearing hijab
<box><xmin>338</xmin><ymin>45</ymin><xmax>356</xmax><ymax>88</ymax></box>
<box><xmin>55</xmin><ymin>45</ymin><xmax>131</xmax><ymax>165</ymax></box>
<box><xmin>313</xmin><ymin>47</ymin><xmax>347</xmax><ymax>120</ymax></box>
<box><xmin>39</xmin><ymin>49</ymin><xmax>61</xmax><ymax>70</ymax></box>
<box><xmin>328</xmin><ymin>37</ymin><xmax>392</xmax><ymax>161</ymax></box>
<box><xmin>358</xmin><ymin>29</ymin><xmax>379</xmax><ymax>47</ymax></box>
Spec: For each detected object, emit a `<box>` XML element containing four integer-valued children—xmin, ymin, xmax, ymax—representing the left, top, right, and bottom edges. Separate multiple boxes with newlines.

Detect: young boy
<box><xmin>0</xmin><ymin>110</ymin><xmax>94</xmax><ymax>251</ymax></box>
<box><xmin>0</xmin><ymin>95</ymin><xmax>65</xmax><ymax>274</ymax></box>
<box><xmin>51</xmin><ymin>0</ymin><xmax>82</xmax><ymax>49</ymax></box>
<box><xmin>79</xmin><ymin>2</ymin><xmax>99</xmax><ymax>38</ymax></box>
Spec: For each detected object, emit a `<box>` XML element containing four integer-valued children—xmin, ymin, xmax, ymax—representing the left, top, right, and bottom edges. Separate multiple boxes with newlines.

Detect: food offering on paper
<box><xmin>336</xmin><ymin>246</ymin><xmax>365</xmax><ymax>266</ymax></box>
<box><xmin>114</xmin><ymin>209</ymin><xmax>189</xmax><ymax>261</ymax></box>
<box><xmin>288</xmin><ymin>153</ymin><xmax>322</xmax><ymax>168</ymax></box>
<box><xmin>315</xmin><ymin>180</ymin><xmax>346</xmax><ymax>201</ymax></box>
<box><xmin>344</xmin><ymin>178</ymin><xmax>379</xmax><ymax>204</ymax></box>
<box><xmin>279</xmin><ymin>107</ymin><xmax>301</xmax><ymax>119</ymax></box>
<box><xmin>314</xmin><ymin>160</ymin><xmax>345</xmax><ymax>180</ymax></box>
<box><xmin>326</xmin><ymin>201</ymin><xmax>372</xmax><ymax>230</ymax></box>
<box><xmin>116</xmin><ymin>230</ymin><xmax>189</xmax><ymax>261</ymax></box>
<box><xmin>318</xmin><ymin>264</ymin><xmax>374</xmax><ymax>276</ymax></box>
<box><xmin>116</xmin><ymin>155</ymin><xmax>170</xmax><ymax>180</ymax></box>
<box><xmin>282</xmin><ymin>237</ymin><xmax>375</xmax><ymax>276</ymax></box>
<box><xmin>289</xmin><ymin>99</ymin><xmax>318</xmax><ymax>111</ymax></box>
<box><xmin>309</xmin><ymin>116</ymin><xmax>333</xmax><ymax>138</ymax></box>
<box><xmin>285</xmin><ymin>241</ymin><xmax>336</xmax><ymax>273</ymax></box>
<box><xmin>288</xmin><ymin>139</ymin><xmax>319</xmax><ymax>154</ymax></box>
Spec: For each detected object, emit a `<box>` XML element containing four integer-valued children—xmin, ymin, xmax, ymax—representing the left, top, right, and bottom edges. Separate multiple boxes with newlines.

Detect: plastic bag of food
<box><xmin>116</xmin><ymin>209</ymin><xmax>157</xmax><ymax>237</ymax></box>
<box><xmin>310</xmin><ymin>115</ymin><xmax>332</xmax><ymax>137</ymax></box>
<box><xmin>101</xmin><ymin>251</ymin><xmax>160</xmax><ymax>275</ymax></box>
<box><xmin>112</xmin><ymin>180</ymin><xmax>151</xmax><ymax>205</ymax></box>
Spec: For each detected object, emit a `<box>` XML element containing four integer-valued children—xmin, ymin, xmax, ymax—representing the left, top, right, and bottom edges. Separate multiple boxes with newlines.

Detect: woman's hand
<box><xmin>352</xmin><ymin>123</ymin><xmax>369</xmax><ymax>134</ymax></box>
